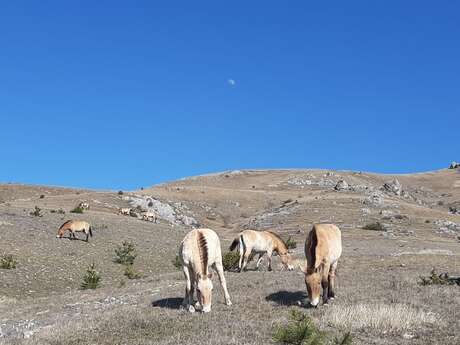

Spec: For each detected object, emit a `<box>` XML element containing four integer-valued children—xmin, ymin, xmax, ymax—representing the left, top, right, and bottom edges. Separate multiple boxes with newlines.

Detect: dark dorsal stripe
<box><xmin>59</xmin><ymin>220</ymin><xmax>73</xmax><ymax>230</ymax></box>
<box><xmin>309</xmin><ymin>227</ymin><xmax>318</xmax><ymax>268</ymax></box>
<box><xmin>266</xmin><ymin>231</ymin><xmax>288</xmax><ymax>253</ymax></box>
<box><xmin>197</xmin><ymin>230</ymin><xmax>208</xmax><ymax>275</ymax></box>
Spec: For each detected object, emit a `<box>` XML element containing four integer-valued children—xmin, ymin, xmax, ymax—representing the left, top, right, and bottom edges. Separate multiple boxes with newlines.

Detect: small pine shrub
<box><xmin>273</xmin><ymin>309</ymin><xmax>326</xmax><ymax>345</ymax></box>
<box><xmin>222</xmin><ymin>251</ymin><xmax>240</xmax><ymax>271</ymax></box>
<box><xmin>114</xmin><ymin>241</ymin><xmax>137</xmax><ymax>265</ymax></box>
<box><xmin>124</xmin><ymin>265</ymin><xmax>143</xmax><ymax>279</ymax></box>
<box><xmin>286</xmin><ymin>237</ymin><xmax>297</xmax><ymax>250</ymax></box>
<box><xmin>0</xmin><ymin>254</ymin><xmax>17</xmax><ymax>269</ymax></box>
<box><xmin>70</xmin><ymin>206</ymin><xmax>84</xmax><ymax>214</ymax></box>
<box><xmin>80</xmin><ymin>263</ymin><xmax>101</xmax><ymax>290</ymax></box>
<box><xmin>362</xmin><ymin>222</ymin><xmax>386</xmax><ymax>231</ymax></box>
<box><xmin>30</xmin><ymin>206</ymin><xmax>43</xmax><ymax>217</ymax></box>
<box><xmin>148</xmin><ymin>201</ymin><xmax>154</xmax><ymax>207</ymax></box>
<box><xmin>39</xmin><ymin>194</ymin><xmax>45</xmax><ymax>199</ymax></box>
<box><xmin>172</xmin><ymin>255</ymin><xmax>182</xmax><ymax>270</ymax></box>
<box><xmin>118</xmin><ymin>191</ymin><xmax>124</xmax><ymax>195</ymax></box>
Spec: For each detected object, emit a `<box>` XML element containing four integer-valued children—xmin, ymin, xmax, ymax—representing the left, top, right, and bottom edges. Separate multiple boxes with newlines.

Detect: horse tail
<box><xmin>229</xmin><ymin>236</ymin><xmax>240</xmax><ymax>251</ymax></box>
<box><xmin>89</xmin><ymin>226</ymin><xmax>93</xmax><ymax>237</ymax></box>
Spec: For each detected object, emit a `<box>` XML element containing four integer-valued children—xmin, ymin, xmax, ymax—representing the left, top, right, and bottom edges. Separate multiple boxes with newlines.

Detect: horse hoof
<box><xmin>226</xmin><ymin>300</ymin><xmax>232</xmax><ymax>306</ymax></box>
<box><xmin>188</xmin><ymin>305</ymin><xmax>196</xmax><ymax>313</ymax></box>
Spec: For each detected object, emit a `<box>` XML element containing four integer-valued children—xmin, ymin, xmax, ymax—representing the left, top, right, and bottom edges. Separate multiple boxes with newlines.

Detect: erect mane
<box><xmin>266</xmin><ymin>231</ymin><xmax>288</xmax><ymax>252</ymax></box>
<box><xmin>196</xmin><ymin>230</ymin><xmax>209</xmax><ymax>275</ymax></box>
<box><xmin>59</xmin><ymin>220</ymin><xmax>72</xmax><ymax>230</ymax></box>
<box><xmin>308</xmin><ymin>227</ymin><xmax>318</xmax><ymax>269</ymax></box>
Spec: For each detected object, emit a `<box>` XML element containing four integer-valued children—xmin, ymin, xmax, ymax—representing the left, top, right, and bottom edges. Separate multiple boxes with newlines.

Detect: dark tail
<box><xmin>89</xmin><ymin>226</ymin><xmax>93</xmax><ymax>237</ymax></box>
<box><xmin>229</xmin><ymin>236</ymin><xmax>239</xmax><ymax>251</ymax></box>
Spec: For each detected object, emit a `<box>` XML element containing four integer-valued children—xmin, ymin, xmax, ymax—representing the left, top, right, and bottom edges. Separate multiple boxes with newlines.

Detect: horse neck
<box><xmin>272</xmin><ymin>237</ymin><xmax>287</xmax><ymax>255</ymax></box>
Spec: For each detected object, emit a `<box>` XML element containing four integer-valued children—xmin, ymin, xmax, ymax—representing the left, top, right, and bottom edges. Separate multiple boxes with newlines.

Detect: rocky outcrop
<box><xmin>382</xmin><ymin>179</ymin><xmax>402</xmax><ymax>196</ymax></box>
<box><xmin>449</xmin><ymin>161</ymin><xmax>460</xmax><ymax>169</ymax></box>
<box><xmin>334</xmin><ymin>180</ymin><xmax>349</xmax><ymax>191</ymax></box>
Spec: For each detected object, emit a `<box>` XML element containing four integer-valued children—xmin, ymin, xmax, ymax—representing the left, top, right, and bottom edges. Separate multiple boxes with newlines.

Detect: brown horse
<box><xmin>229</xmin><ymin>230</ymin><xmax>294</xmax><ymax>272</ymax></box>
<box><xmin>56</xmin><ymin>220</ymin><xmax>93</xmax><ymax>242</ymax></box>
<box><xmin>303</xmin><ymin>224</ymin><xmax>342</xmax><ymax>307</ymax></box>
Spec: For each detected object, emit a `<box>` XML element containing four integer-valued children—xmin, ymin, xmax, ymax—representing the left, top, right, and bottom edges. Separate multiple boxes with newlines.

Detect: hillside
<box><xmin>0</xmin><ymin>168</ymin><xmax>459</xmax><ymax>344</ymax></box>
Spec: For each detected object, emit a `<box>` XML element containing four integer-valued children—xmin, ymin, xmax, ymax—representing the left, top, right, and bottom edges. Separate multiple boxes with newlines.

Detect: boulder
<box><xmin>334</xmin><ymin>180</ymin><xmax>349</xmax><ymax>191</ymax></box>
<box><xmin>382</xmin><ymin>178</ymin><xmax>402</xmax><ymax>196</ymax></box>
<box><xmin>449</xmin><ymin>161</ymin><xmax>460</xmax><ymax>169</ymax></box>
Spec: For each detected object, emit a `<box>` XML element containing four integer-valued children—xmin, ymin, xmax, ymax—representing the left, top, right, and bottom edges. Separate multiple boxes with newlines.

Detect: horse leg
<box><xmin>242</xmin><ymin>248</ymin><xmax>252</xmax><ymax>271</ymax></box>
<box><xmin>238</xmin><ymin>237</ymin><xmax>244</xmax><ymax>272</ymax></box>
<box><xmin>322</xmin><ymin>264</ymin><xmax>331</xmax><ymax>304</ymax></box>
<box><xmin>328</xmin><ymin>261</ymin><xmax>338</xmax><ymax>300</ymax></box>
<box><xmin>85</xmin><ymin>231</ymin><xmax>89</xmax><ymax>242</ymax></box>
<box><xmin>213</xmin><ymin>262</ymin><xmax>232</xmax><ymax>306</ymax></box>
<box><xmin>256</xmin><ymin>253</ymin><xmax>265</xmax><ymax>270</ymax></box>
<box><xmin>267</xmin><ymin>250</ymin><xmax>273</xmax><ymax>271</ymax></box>
<box><xmin>182</xmin><ymin>266</ymin><xmax>195</xmax><ymax>312</ymax></box>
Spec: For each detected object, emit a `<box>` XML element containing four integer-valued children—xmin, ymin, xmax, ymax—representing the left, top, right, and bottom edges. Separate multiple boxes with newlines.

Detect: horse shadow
<box><xmin>265</xmin><ymin>290</ymin><xmax>309</xmax><ymax>307</ymax></box>
<box><xmin>151</xmin><ymin>297</ymin><xmax>183</xmax><ymax>310</ymax></box>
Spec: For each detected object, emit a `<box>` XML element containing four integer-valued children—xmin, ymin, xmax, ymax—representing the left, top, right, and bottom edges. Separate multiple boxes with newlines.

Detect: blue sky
<box><xmin>1</xmin><ymin>1</ymin><xmax>459</xmax><ymax>190</ymax></box>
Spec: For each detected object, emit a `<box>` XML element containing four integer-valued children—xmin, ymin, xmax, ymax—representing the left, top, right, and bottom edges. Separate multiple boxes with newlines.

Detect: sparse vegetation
<box><xmin>273</xmin><ymin>309</ymin><xmax>327</xmax><ymax>345</ymax></box>
<box><xmin>362</xmin><ymin>222</ymin><xmax>386</xmax><ymax>231</ymax></box>
<box><xmin>419</xmin><ymin>268</ymin><xmax>460</xmax><ymax>286</ymax></box>
<box><xmin>222</xmin><ymin>251</ymin><xmax>240</xmax><ymax>271</ymax></box>
<box><xmin>39</xmin><ymin>194</ymin><xmax>45</xmax><ymax>199</ymax></box>
<box><xmin>114</xmin><ymin>241</ymin><xmax>137</xmax><ymax>265</ymax></box>
<box><xmin>124</xmin><ymin>265</ymin><xmax>143</xmax><ymax>279</ymax></box>
<box><xmin>147</xmin><ymin>200</ymin><xmax>154</xmax><ymax>207</ymax></box>
<box><xmin>30</xmin><ymin>206</ymin><xmax>43</xmax><ymax>217</ymax></box>
<box><xmin>50</xmin><ymin>208</ymin><xmax>65</xmax><ymax>214</ymax></box>
<box><xmin>118</xmin><ymin>190</ymin><xmax>124</xmax><ymax>195</ymax></box>
<box><xmin>172</xmin><ymin>255</ymin><xmax>182</xmax><ymax>270</ymax></box>
<box><xmin>286</xmin><ymin>237</ymin><xmax>297</xmax><ymax>249</ymax></box>
<box><xmin>80</xmin><ymin>263</ymin><xmax>102</xmax><ymax>290</ymax></box>
<box><xmin>70</xmin><ymin>206</ymin><xmax>84</xmax><ymax>214</ymax></box>
<box><xmin>0</xmin><ymin>254</ymin><xmax>17</xmax><ymax>269</ymax></box>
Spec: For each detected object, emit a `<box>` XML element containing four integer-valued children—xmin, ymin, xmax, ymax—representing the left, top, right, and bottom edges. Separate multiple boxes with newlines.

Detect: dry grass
<box><xmin>321</xmin><ymin>303</ymin><xmax>437</xmax><ymax>333</ymax></box>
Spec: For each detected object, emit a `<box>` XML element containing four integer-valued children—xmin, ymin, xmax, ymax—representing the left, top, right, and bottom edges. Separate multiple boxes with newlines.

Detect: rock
<box><xmin>382</xmin><ymin>178</ymin><xmax>402</xmax><ymax>196</ymax></box>
<box><xmin>449</xmin><ymin>206</ymin><xmax>459</xmax><ymax>215</ymax></box>
<box><xmin>364</xmin><ymin>192</ymin><xmax>384</xmax><ymax>207</ymax></box>
<box><xmin>434</xmin><ymin>219</ymin><xmax>459</xmax><ymax>233</ymax></box>
<box><xmin>361</xmin><ymin>208</ymin><xmax>371</xmax><ymax>215</ymax></box>
<box><xmin>334</xmin><ymin>180</ymin><xmax>349</xmax><ymax>191</ymax></box>
<box><xmin>449</xmin><ymin>161</ymin><xmax>460</xmax><ymax>169</ymax></box>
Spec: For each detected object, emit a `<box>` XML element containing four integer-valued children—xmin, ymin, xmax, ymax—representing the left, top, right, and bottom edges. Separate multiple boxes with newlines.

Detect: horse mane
<box><xmin>59</xmin><ymin>220</ymin><xmax>72</xmax><ymax>230</ymax></box>
<box><xmin>197</xmin><ymin>230</ymin><xmax>209</xmax><ymax>275</ymax></box>
<box><xmin>266</xmin><ymin>231</ymin><xmax>288</xmax><ymax>253</ymax></box>
<box><xmin>308</xmin><ymin>227</ymin><xmax>318</xmax><ymax>269</ymax></box>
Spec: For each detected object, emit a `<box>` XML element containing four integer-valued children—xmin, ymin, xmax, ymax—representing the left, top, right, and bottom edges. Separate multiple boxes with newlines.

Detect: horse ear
<box><xmin>207</xmin><ymin>272</ymin><xmax>213</xmax><ymax>279</ymax></box>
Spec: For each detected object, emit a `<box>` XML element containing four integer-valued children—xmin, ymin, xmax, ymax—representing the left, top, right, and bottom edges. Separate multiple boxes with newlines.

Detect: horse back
<box><xmin>305</xmin><ymin>224</ymin><xmax>342</xmax><ymax>269</ymax></box>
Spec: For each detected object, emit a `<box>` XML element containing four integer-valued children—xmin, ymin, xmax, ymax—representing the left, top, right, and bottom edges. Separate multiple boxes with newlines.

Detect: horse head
<box><xmin>196</xmin><ymin>272</ymin><xmax>213</xmax><ymax>312</ymax></box>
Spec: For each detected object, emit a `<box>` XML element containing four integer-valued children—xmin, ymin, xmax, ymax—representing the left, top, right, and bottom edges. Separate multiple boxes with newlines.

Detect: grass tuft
<box><xmin>124</xmin><ymin>265</ymin><xmax>143</xmax><ymax>279</ymax></box>
<box><xmin>419</xmin><ymin>268</ymin><xmax>460</xmax><ymax>286</ymax></box>
<box><xmin>0</xmin><ymin>254</ymin><xmax>17</xmax><ymax>269</ymax></box>
<box><xmin>30</xmin><ymin>206</ymin><xmax>43</xmax><ymax>217</ymax></box>
<box><xmin>172</xmin><ymin>255</ymin><xmax>182</xmax><ymax>270</ymax></box>
<box><xmin>222</xmin><ymin>251</ymin><xmax>240</xmax><ymax>271</ymax></box>
<box><xmin>286</xmin><ymin>236</ymin><xmax>297</xmax><ymax>249</ymax></box>
<box><xmin>80</xmin><ymin>263</ymin><xmax>102</xmax><ymax>290</ymax></box>
<box><xmin>70</xmin><ymin>206</ymin><xmax>84</xmax><ymax>214</ymax></box>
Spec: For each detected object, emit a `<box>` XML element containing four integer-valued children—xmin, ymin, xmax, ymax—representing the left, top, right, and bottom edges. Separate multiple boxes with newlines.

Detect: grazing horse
<box><xmin>229</xmin><ymin>230</ymin><xmax>294</xmax><ymax>272</ymax></box>
<box><xmin>56</xmin><ymin>220</ymin><xmax>93</xmax><ymax>242</ymax></box>
<box><xmin>118</xmin><ymin>207</ymin><xmax>131</xmax><ymax>216</ymax></box>
<box><xmin>142</xmin><ymin>211</ymin><xmax>157</xmax><ymax>223</ymax></box>
<box><xmin>179</xmin><ymin>228</ymin><xmax>232</xmax><ymax>313</ymax></box>
<box><xmin>303</xmin><ymin>224</ymin><xmax>342</xmax><ymax>307</ymax></box>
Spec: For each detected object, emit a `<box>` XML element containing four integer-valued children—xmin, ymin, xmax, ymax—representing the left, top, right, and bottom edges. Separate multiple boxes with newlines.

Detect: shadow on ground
<box><xmin>265</xmin><ymin>290</ymin><xmax>307</xmax><ymax>306</ymax></box>
<box><xmin>151</xmin><ymin>297</ymin><xmax>183</xmax><ymax>309</ymax></box>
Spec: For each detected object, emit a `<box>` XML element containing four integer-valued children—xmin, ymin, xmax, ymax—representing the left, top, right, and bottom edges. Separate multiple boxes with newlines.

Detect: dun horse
<box><xmin>229</xmin><ymin>230</ymin><xmax>294</xmax><ymax>272</ymax></box>
<box><xmin>179</xmin><ymin>228</ymin><xmax>232</xmax><ymax>313</ymax></box>
<box><xmin>303</xmin><ymin>224</ymin><xmax>342</xmax><ymax>307</ymax></box>
<box><xmin>56</xmin><ymin>220</ymin><xmax>93</xmax><ymax>242</ymax></box>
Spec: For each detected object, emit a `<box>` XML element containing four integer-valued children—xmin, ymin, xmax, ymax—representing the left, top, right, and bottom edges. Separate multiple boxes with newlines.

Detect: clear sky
<box><xmin>1</xmin><ymin>1</ymin><xmax>459</xmax><ymax>190</ymax></box>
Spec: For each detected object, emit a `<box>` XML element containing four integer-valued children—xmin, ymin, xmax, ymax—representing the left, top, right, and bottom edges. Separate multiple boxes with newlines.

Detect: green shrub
<box><xmin>172</xmin><ymin>255</ymin><xmax>182</xmax><ymax>270</ymax></box>
<box><xmin>30</xmin><ymin>206</ymin><xmax>43</xmax><ymax>217</ymax></box>
<box><xmin>39</xmin><ymin>194</ymin><xmax>45</xmax><ymax>199</ymax></box>
<box><xmin>419</xmin><ymin>268</ymin><xmax>460</xmax><ymax>286</ymax></box>
<box><xmin>273</xmin><ymin>309</ymin><xmax>326</xmax><ymax>345</ymax></box>
<box><xmin>124</xmin><ymin>265</ymin><xmax>143</xmax><ymax>279</ymax></box>
<box><xmin>80</xmin><ymin>263</ymin><xmax>101</xmax><ymax>290</ymax></box>
<box><xmin>118</xmin><ymin>190</ymin><xmax>124</xmax><ymax>195</ymax></box>
<box><xmin>362</xmin><ymin>222</ymin><xmax>386</xmax><ymax>231</ymax></box>
<box><xmin>70</xmin><ymin>206</ymin><xmax>84</xmax><ymax>214</ymax></box>
<box><xmin>286</xmin><ymin>237</ymin><xmax>297</xmax><ymax>250</ymax></box>
<box><xmin>273</xmin><ymin>310</ymin><xmax>352</xmax><ymax>345</ymax></box>
<box><xmin>114</xmin><ymin>241</ymin><xmax>137</xmax><ymax>265</ymax></box>
<box><xmin>222</xmin><ymin>251</ymin><xmax>240</xmax><ymax>271</ymax></box>
<box><xmin>0</xmin><ymin>254</ymin><xmax>17</xmax><ymax>269</ymax></box>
